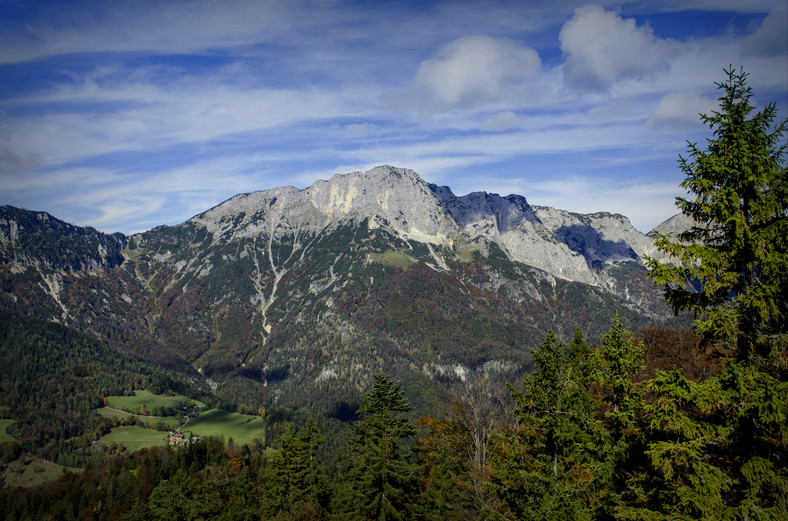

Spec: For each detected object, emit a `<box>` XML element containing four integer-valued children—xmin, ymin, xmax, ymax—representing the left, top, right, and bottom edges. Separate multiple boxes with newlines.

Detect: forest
<box><xmin>0</xmin><ymin>70</ymin><xmax>785</xmax><ymax>520</ymax></box>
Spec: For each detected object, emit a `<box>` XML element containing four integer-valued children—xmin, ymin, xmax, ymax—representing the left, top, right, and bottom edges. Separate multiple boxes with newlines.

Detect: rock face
<box><xmin>0</xmin><ymin>166</ymin><xmax>681</xmax><ymax>412</ymax></box>
<box><xmin>191</xmin><ymin>166</ymin><xmax>460</xmax><ymax>245</ymax></box>
<box><xmin>187</xmin><ymin>165</ymin><xmax>664</xmax><ymax>286</ymax></box>
<box><xmin>0</xmin><ymin>205</ymin><xmax>126</xmax><ymax>271</ymax></box>
<box><xmin>649</xmin><ymin>213</ymin><xmax>696</xmax><ymax>238</ymax></box>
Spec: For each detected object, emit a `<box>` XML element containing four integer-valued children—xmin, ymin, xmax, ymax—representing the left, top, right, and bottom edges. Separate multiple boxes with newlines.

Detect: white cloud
<box><xmin>0</xmin><ymin>140</ymin><xmax>42</xmax><ymax>175</ymax></box>
<box><xmin>412</xmin><ymin>35</ymin><xmax>541</xmax><ymax>111</ymax></box>
<box><xmin>559</xmin><ymin>5</ymin><xmax>676</xmax><ymax>92</ymax></box>
<box><xmin>648</xmin><ymin>92</ymin><xmax>717</xmax><ymax>128</ymax></box>
<box><xmin>90</xmin><ymin>196</ymin><xmax>168</xmax><ymax>233</ymax></box>
<box><xmin>0</xmin><ymin>0</ymin><xmax>301</xmax><ymax>64</ymax></box>
<box><xmin>344</xmin><ymin>122</ymin><xmax>378</xmax><ymax>134</ymax></box>
<box><xmin>1</xmin><ymin>66</ymin><xmax>379</xmax><ymax>169</ymax></box>
<box><xmin>648</xmin><ymin>92</ymin><xmax>716</xmax><ymax>128</ymax></box>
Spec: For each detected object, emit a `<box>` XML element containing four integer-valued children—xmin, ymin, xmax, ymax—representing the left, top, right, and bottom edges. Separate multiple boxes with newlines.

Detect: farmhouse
<box><xmin>168</xmin><ymin>430</ymin><xmax>201</xmax><ymax>447</ymax></box>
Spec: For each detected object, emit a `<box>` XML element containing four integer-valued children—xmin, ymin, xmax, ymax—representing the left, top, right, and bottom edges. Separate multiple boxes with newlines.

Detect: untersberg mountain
<box><xmin>0</xmin><ymin>166</ymin><xmax>682</xmax><ymax>411</ymax></box>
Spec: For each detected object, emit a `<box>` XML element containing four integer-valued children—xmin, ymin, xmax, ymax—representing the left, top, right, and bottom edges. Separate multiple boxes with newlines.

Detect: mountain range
<box><xmin>0</xmin><ymin>166</ymin><xmax>685</xmax><ymax>412</ymax></box>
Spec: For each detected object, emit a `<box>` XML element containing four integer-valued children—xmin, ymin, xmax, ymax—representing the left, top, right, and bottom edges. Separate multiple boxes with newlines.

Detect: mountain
<box><xmin>649</xmin><ymin>212</ymin><xmax>697</xmax><ymax>237</ymax></box>
<box><xmin>0</xmin><ymin>166</ymin><xmax>682</xmax><ymax>413</ymax></box>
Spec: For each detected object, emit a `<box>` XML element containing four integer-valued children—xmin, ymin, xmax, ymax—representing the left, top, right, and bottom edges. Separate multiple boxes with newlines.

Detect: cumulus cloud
<box><xmin>559</xmin><ymin>5</ymin><xmax>676</xmax><ymax>92</ymax></box>
<box><xmin>648</xmin><ymin>92</ymin><xmax>716</xmax><ymax>128</ymax></box>
<box><xmin>412</xmin><ymin>35</ymin><xmax>541</xmax><ymax>111</ymax></box>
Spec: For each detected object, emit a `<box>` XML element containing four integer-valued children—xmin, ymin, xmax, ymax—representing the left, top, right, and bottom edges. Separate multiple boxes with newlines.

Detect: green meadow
<box><xmin>100</xmin><ymin>425</ymin><xmax>169</xmax><ymax>451</ymax></box>
<box><xmin>0</xmin><ymin>419</ymin><xmax>15</xmax><ymax>443</ymax></box>
<box><xmin>106</xmin><ymin>390</ymin><xmax>205</xmax><ymax>412</ymax></box>
<box><xmin>97</xmin><ymin>407</ymin><xmax>182</xmax><ymax>430</ymax></box>
<box><xmin>185</xmin><ymin>409</ymin><xmax>265</xmax><ymax>445</ymax></box>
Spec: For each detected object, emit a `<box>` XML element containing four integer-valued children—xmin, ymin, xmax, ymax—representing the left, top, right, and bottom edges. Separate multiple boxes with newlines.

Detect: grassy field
<box><xmin>100</xmin><ymin>425</ymin><xmax>169</xmax><ymax>451</ymax></box>
<box><xmin>96</xmin><ymin>407</ymin><xmax>136</xmax><ymax>420</ymax></box>
<box><xmin>184</xmin><ymin>409</ymin><xmax>265</xmax><ymax>445</ymax></box>
<box><xmin>2</xmin><ymin>458</ymin><xmax>81</xmax><ymax>488</ymax></box>
<box><xmin>98</xmin><ymin>407</ymin><xmax>182</xmax><ymax>429</ymax></box>
<box><xmin>0</xmin><ymin>419</ymin><xmax>15</xmax><ymax>443</ymax></box>
<box><xmin>106</xmin><ymin>390</ymin><xmax>205</xmax><ymax>412</ymax></box>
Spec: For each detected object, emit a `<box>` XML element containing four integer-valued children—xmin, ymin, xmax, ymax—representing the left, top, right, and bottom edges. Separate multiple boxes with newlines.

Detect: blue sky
<box><xmin>1</xmin><ymin>0</ymin><xmax>786</xmax><ymax>234</ymax></box>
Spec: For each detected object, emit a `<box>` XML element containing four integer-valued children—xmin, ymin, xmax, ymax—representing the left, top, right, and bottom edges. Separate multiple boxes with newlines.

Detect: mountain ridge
<box><xmin>179</xmin><ymin>165</ymin><xmax>670</xmax><ymax>285</ymax></box>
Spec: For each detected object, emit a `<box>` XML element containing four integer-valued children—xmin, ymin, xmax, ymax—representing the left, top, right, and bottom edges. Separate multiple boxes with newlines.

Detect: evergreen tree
<box><xmin>619</xmin><ymin>370</ymin><xmax>730</xmax><ymax>520</ymax></box>
<box><xmin>593</xmin><ymin>313</ymin><xmax>645</xmax><ymax>513</ymax></box>
<box><xmin>494</xmin><ymin>329</ymin><xmax>607</xmax><ymax>520</ymax></box>
<box><xmin>646</xmin><ymin>67</ymin><xmax>787</xmax><ymax>365</ymax></box>
<box><xmin>332</xmin><ymin>374</ymin><xmax>419</xmax><ymax>521</ymax></box>
<box><xmin>596</xmin><ymin>314</ymin><xmax>644</xmax><ymax>446</ymax></box>
<box><xmin>714</xmin><ymin>362</ymin><xmax>788</xmax><ymax>518</ymax></box>
<box><xmin>262</xmin><ymin>419</ymin><xmax>327</xmax><ymax>518</ymax></box>
<box><xmin>638</xmin><ymin>68</ymin><xmax>788</xmax><ymax>519</ymax></box>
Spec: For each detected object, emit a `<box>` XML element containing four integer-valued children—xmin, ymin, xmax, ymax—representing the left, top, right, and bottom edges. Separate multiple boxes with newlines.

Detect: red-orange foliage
<box><xmin>637</xmin><ymin>326</ymin><xmax>721</xmax><ymax>381</ymax></box>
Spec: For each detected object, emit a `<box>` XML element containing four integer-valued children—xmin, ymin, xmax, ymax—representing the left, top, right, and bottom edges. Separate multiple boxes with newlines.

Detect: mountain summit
<box><xmin>187</xmin><ymin>165</ymin><xmax>659</xmax><ymax>285</ymax></box>
<box><xmin>0</xmin><ymin>166</ymin><xmax>680</xmax><ymax>411</ymax></box>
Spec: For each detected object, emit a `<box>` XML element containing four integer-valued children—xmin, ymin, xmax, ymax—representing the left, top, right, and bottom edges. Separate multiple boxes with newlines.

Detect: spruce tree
<box><xmin>642</xmin><ymin>67</ymin><xmax>788</xmax><ymax>518</ymax></box>
<box><xmin>625</xmin><ymin>370</ymin><xmax>730</xmax><ymax>520</ymax></box>
<box><xmin>496</xmin><ymin>329</ymin><xmax>606</xmax><ymax>520</ymax></box>
<box><xmin>594</xmin><ymin>314</ymin><xmax>645</xmax><ymax>515</ymax></box>
<box><xmin>646</xmin><ymin>67</ymin><xmax>787</xmax><ymax>365</ymax></box>
<box><xmin>262</xmin><ymin>419</ymin><xmax>327</xmax><ymax>518</ymax></box>
<box><xmin>332</xmin><ymin>374</ymin><xmax>419</xmax><ymax>521</ymax></box>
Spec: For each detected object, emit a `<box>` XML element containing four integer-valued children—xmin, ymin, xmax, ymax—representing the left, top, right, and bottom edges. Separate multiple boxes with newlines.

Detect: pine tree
<box><xmin>646</xmin><ymin>67</ymin><xmax>787</xmax><ymax>365</ymax></box>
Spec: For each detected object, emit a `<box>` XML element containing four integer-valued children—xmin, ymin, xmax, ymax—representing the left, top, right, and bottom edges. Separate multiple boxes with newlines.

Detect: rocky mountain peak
<box><xmin>307</xmin><ymin>165</ymin><xmax>458</xmax><ymax>243</ymax></box>
<box><xmin>0</xmin><ymin>168</ymin><xmax>680</xmax><ymax>414</ymax></box>
<box><xmin>0</xmin><ymin>205</ymin><xmax>126</xmax><ymax>271</ymax></box>
<box><xmin>649</xmin><ymin>213</ymin><xmax>696</xmax><ymax>237</ymax></box>
<box><xmin>189</xmin><ymin>165</ymin><xmax>459</xmax><ymax>245</ymax></box>
<box><xmin>181</xmin><ymin>166</ymin><xmax>667</xmax><ymax>285</ymax></box>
